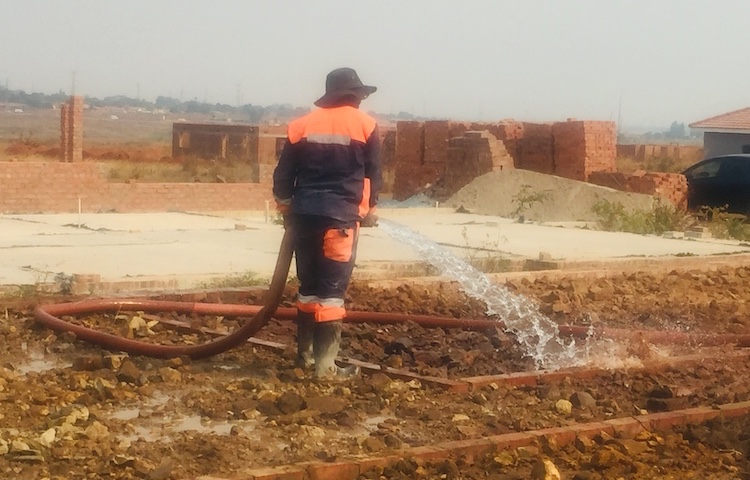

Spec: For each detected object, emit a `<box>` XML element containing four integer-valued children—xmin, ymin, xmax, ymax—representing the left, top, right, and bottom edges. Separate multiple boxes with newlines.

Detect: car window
<box><xmin>686</xmin><ymin>160</ymin><xmax>722</xmax><ymax>179</ymax></box>
<box><xmin>717</xmin><ymin>158</ymin><xmax>750</xmax><ymax>180</ymax></box>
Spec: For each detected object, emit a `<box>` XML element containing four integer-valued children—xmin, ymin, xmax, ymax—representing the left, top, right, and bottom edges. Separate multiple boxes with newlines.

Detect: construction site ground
<box><xmin>2</xmin><ymin>209</ymin><xmax>750</xmax><ymax>479</ymax></box>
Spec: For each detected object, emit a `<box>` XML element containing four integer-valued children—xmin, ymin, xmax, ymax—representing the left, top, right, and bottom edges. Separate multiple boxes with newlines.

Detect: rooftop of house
<box><xmin>690</xmin><ymin>106</ymin><xmax>750</xmax><ymax>131</ymax></box>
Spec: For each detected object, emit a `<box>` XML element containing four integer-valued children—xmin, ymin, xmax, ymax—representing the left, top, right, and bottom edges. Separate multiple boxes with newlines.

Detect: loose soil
<box><xmin>1</xmin><ymin>265</ymin><xmax>750</xmax><ymax>479</ymax></box>
<box><xmin>445</xmin><ymin>169</ymin><xmax>656</xmax><ymax>222</ymax></box>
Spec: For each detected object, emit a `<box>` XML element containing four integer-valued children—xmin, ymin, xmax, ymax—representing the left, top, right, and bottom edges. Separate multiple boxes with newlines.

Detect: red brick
<box><xmin>306</xmin><ymin>461</ymin><xmax>360</xmax><ymax>480</ymax></box>
<box><xmin>531</xmin><ymin>426</ymin><xmax>578</xmax><ymax>446</ymax></box>
<box><xmin>464</xmin><ymin>371</ymin><xmax>539</xmax><ymax>389</ymax></box>
<box><xmin>564</xmin><ymin>421</ymin><xmax>616</xmax><ymax>440</ymax></box>
<box><xmin>487</xmin><ymin>431</ymin><xmax>537</xmax><ymax>450</ymax></box>
<box><xmin>438</xmin><ymin>437</ymin><xmax>496</xmax><ymax>462</ymax></box>
<box><xmin>241</xmin><ymin>466</ymin><xmax>305</xmax><ymax>480</ymax></box>
<box><xmin>642</xmin><ymin>411</ymin><xmax>688</xmax><ymax>431</ymax></box>
<box><xmin>681</xmin><ymin>406</ymin><xmax>721</xmax><ymax>424</ymax></box>
<box><xmin>405</xmin><ymin>445</ymin><xmax>451</xmax><ymax>462</ymax></box>
<box><xmin>353</xmin><ymin>454</ymin><xmax>404</xmax><ymax>474</ymax></box>
<box><xmin>604</xmin><ymin>417</ymin><xmax>648</xmax><ymax>438</ymax></box>
<box><xmin>718</xmin><ymin>401</ymin><xmax>750</xmax><ymax>418</ymax></box>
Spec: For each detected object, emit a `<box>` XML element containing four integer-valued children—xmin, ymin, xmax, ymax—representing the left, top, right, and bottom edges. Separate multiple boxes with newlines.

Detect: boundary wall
<box><xmin>0</xmin><ymin>162</ymin><xmax>271</xmax><ymax>213</ymax></box>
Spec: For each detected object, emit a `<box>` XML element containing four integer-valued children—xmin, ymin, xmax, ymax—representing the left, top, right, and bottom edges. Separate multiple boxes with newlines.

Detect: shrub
<box><xmin>698</xmin><ymin>206</ymin><xmax>750</xmax><ymax>242</ymax></box>
<box><xmin>592</xmin><ymin>199</ymin><xmax>694</xmax><ymax>235</ymax></box>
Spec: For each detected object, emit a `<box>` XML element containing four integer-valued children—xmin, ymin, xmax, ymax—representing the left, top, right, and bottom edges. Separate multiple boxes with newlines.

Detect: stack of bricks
<box><xmin>393</xmin><ymin>120</ymin><xmax>475</xmax><ymax>200</ymax></box>
<box><xmin>516</xmin><ymin>122</ymin><xmax>554</xmax><ymax>174</ymax></box>
<box><xmin>437</xmin><ymin>131</ymin><xmax>514</xmax><ymax>200</ymax></box>
<box><xmin>628</xmin><ymin>170</ymin><xmax>688</xmax><ymax>208</ymax></box>
<box><xmin>60</xmin><ymin>96</ymin><xmax>84</xmax><ymax>163</ymax></box>
<box><xmin>588</xmin><ymin>170</ymin><xmax>688</xmax><ymax>208</ymax></box>
<box><xmin>488</xmin><ymin>120</ymin><xmax>524</xmax><ymax>161</ymax></box>
<box><xmin>585</xmin><ymin>171</ymin><xmax>629</xmax><ymax>191</ymax></box>
<box><xmin>379</xmin><ymin>129</ymin><xmax>396</xmax><ymax>194</ymax></box>
<box><xmin>392</xmin><ymin>121</ymin><xmax>424</xmax><ymax>200</ymax></box>
<box><xmin>552</xmin><ymin>120</ymin><xmax>617</xmax><ymax>181</ymax></box>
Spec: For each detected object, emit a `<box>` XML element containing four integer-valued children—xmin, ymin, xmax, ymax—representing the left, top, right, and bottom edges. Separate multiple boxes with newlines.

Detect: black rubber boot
<box><xmin>313</xmin><ymin>321</ymin><xmax>360</xmax><ymax>379</ymax></box>
<box><xmin>295</xmin><ymin>312</ymin><xmax>315</xmax><ymax>369</ymax></box>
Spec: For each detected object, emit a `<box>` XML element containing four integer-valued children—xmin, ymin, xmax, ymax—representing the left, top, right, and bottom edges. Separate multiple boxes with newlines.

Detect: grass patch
<box><xmin>197</xmin><ymin>271</ymin><xmax>266</xmax><ymax>289</ymax></box>
<box><xmin>592</xmin><ymin>199</ymin><xmax>695</xmax><ymax>235</ymax></box>
<box><xmin>698</xmin><ymin>207</ymin><xmax>750</xmax><ymax>242</ymax></box>
<box><xmin>592</xmin><ymin>200</ymin><xmax>750</xmax><ymax>242</ymax></box>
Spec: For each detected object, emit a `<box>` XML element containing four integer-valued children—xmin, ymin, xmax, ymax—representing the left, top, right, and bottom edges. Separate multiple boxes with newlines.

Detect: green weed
<box><xmin>698</xmin><ymin>206</ymin><xmax>750</xmax><ymax>241</ymax></box>
<box><xmin>511</xmin><ymin>184</ymin><xmax>552</xmax><ymax>220</ymax></box>
<box><xmin>591</xmin><ymin>199</ymin><xmax>694</xmax><ymax>235</ymax></box>
<box><xmin>460</xmin><ymin>226</ymin><xmax>511</xmax><ymax>273</ymax></box>
<box><xmin>197</xmin><ymin>271</ymin><xmax>265</xmax><ymax>289</ymax></box>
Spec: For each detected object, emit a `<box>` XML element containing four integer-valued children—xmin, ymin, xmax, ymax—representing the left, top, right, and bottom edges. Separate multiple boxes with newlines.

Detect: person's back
<box><xmin>277</xmin><ymin>104</ymin><xmax>380</xmax><ymax>222</ymax></box>
<box><xmin>272</xmin><ymin>67</ymin><xmax>381</xmax><ymax>379</ymax></box>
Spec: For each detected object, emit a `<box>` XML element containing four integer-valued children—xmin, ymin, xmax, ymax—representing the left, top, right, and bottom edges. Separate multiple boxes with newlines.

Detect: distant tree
<box><xmin>667</xmin><ymin>121</ymin><xmax>686</xmax><ymax>139</ymax></box>
<box><xmin>182</xmin><ymin>100</ymin><xmax>212</xmax><ymax>115</ymax></box>
<box><xmin>239</xmin><ymin>104</ymin><xmax>264</xmax><ymax>122</ymax></box>
<box><xmin>155</xmin><ymin>96</ymin><xmax>181</xmax><ymax>109</ymax></box>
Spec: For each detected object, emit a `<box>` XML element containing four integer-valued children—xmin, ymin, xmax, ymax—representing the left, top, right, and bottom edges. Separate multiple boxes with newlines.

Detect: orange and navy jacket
<box><xmin>272</xmin><ymin>106</ymin><xmax>381</xmax><ymax>222</ymax></box>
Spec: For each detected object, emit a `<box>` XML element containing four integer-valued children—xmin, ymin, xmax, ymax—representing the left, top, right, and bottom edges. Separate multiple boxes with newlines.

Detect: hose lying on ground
<box><xmin>33</xmin><ymin>228</ymin><xmax>294</xmax><ymax>359</ymax></box>
<box><xmin>32</xmin><ymin>223</ymin><xmax>750</xmax><ymax>357</ymax></box>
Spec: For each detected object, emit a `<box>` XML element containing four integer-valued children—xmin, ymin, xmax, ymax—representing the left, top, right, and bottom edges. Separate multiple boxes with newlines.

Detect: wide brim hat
<box><xmin>314</xmin><ymin>67</ymin><xmax>377</xmax><ymax>107</ymax></box>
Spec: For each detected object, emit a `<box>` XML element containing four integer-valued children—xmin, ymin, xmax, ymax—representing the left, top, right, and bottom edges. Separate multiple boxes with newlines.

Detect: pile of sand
<box><xmin>445</xmin><ymin>169</ymin><xmax>656</xmax><ymax>222</ymax></box>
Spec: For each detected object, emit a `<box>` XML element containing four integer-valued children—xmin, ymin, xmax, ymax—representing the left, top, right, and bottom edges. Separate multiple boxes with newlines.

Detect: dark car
<box><xmin>683</xmin><ymin>154</ymin><xmax>750</xmax><ymax>215</ymax></box>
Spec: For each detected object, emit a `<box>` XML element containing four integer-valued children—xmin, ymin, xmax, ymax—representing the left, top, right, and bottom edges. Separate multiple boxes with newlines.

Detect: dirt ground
<box><xmin>0</xmin><ymin>264</ymin><xmax>749</xmax><ymax>479</ymax></box>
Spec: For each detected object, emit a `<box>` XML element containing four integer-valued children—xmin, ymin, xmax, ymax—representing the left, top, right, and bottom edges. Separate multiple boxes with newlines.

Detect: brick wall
<box><xmin>516</xmin><ymin>122</ymin><xmax>555</xmax><ymax>174</ymax></box>
<box><xmin>392</xmin><ymin>121</ymin><xmax>424</xmax><ymax>200</ymax></box>
<box><xmin>588</xmin><ymin>170</ymin><xmax>688</xmax><ymax>208</ymax></box>
<box><xmin>380</xmin><ymin>129</ymin><xmax>396</xmax><ymax>194</ymax></box>
<box><xmin>435</xmin><ymin>131</ymin><xmax>514</xmax><ymax>200</ymax></box>
<box><xmin>0</xmin><ymin>162</ymin><xmax>272</xmax><ymax>214</ymax></box>
<box><xmin>172</xmin><ymin>123</ymin><xmax>259</xmax><ymax>162</ymax></box>
<box><xmin>617</xmin><ymin>143</ymin><xmax>703</xmax><ymax>164</ymax></box>
<box><xmin>392</xmin><ymin>120</ymin><xmax>475</xmax><ymax>200</ymax></box>
<box><xmin>553</xmin><ymin>120</ymin><xmax>617</xmax><ymax>181</ymax></box>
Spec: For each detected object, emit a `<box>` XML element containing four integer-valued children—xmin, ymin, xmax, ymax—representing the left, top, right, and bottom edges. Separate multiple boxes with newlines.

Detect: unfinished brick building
<box><xmin>172</xmin><ymin>123</ymin><xmax>287</xmax><ymax>183</ymax></box>
<box><xmin>389</xmin><ymin>119</ymin><xmax>617</xmax><ymax>201</ymax></box>
<box><xmin>0</xmin><ymin>110</ymin><xmax>685</xmax><ymax>214</ymax></box>
<box><xmin>172</xmin><ymin>123</ymin><xmax>259</xmax><ymax>161</ymax></box>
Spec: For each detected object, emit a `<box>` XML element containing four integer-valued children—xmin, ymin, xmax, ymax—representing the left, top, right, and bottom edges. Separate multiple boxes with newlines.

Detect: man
<box><xmin>273</xmin><ymin>67</ymin><xmax>381</xmax><ymax>379</ymax></box>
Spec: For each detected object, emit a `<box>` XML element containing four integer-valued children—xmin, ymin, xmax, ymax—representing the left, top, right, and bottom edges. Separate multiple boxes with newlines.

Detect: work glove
<box><xmin>360</xmin><ymin>209</ymin><xmax>378</xmax><ymax>228</ymax></box>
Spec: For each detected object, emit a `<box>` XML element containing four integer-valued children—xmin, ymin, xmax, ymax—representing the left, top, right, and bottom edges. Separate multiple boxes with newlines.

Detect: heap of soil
<box><xmin>445</xmin><ymin>169</ymin><xmax>656</xmax><ymax>222</ymax></box>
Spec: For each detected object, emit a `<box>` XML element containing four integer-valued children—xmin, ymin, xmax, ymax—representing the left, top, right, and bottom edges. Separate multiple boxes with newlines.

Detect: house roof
<box><xmin>689</xmin><ymin>106</ymin><xmax>750</xmax><ymax>131</ymax></box>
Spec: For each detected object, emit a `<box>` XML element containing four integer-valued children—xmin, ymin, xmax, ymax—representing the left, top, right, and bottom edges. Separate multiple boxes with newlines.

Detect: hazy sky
<box><xmin>2</xmin><ymin>1</ymin><xmax>749</xmax><ymax>129</ymax></box>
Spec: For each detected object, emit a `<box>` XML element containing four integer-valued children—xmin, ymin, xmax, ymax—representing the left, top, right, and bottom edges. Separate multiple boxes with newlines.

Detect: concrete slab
<box><xmin>1</xmin><ymin>210</ymin><xmax>748</xmax><ymax>292</ymax></box>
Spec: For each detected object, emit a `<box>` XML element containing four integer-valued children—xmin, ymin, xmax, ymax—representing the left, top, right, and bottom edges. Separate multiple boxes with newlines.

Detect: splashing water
<box><xmin>379</xmin><ymin>219</ymin><xmax>590</xmax><ymax>370</ymax></box>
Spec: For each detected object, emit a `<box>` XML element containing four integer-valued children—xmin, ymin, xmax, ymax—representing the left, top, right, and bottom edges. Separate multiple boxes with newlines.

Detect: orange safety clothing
<box><xmin>272</xmin><ymin>105</ymin><xmax>381</xmax><ymax>222</ymax></box>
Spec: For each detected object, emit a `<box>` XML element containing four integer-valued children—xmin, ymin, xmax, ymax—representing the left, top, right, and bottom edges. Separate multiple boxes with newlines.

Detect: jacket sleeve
<box><xmin>272</xmin><ymin>138</ymin><xmax>297</xmax><ymax>206</ymax></box>
<box><xmin>364</xmin><ymin>125</ymin><xmax>382</xmax><ymax>209</ymax></box>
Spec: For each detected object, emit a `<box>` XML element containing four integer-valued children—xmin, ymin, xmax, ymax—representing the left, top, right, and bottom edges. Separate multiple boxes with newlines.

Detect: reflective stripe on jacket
<box><xmin>272</xmin><ymin>106</ymin><xmax>381</xmax><ymax>222</ymax></box>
